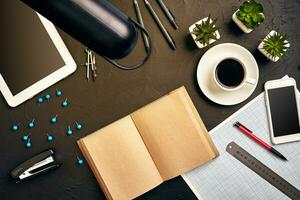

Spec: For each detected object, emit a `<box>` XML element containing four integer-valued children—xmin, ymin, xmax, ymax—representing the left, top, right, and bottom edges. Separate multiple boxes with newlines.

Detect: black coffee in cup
<box><xmin>215</xmin><ymin>58</ymin><xmax>245</xmax><ymax>88</ymax></box>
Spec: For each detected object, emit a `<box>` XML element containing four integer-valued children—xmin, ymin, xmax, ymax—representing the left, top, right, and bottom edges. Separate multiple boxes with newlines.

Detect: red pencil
<box><xmin>234</xmin><ymin>121</ymin><xmax>287</xmax><ymax>161</ymax></box>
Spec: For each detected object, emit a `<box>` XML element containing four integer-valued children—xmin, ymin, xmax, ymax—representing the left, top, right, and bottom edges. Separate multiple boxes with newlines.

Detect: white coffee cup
<box><xmin>212</xmin><ymin>57</ymin><xmax>256</xmax><ymax>92</ymax></box>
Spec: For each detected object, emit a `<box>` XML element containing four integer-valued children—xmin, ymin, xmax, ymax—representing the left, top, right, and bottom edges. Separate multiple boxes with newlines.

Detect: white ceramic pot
<box><xmin>258</xmin><ymin>30</ymin><xmax>290</xmax><ymax>62</ymax></box>
<box><xmin>232</xmin><ymin>10</ymin><xmax>264</xmax><ymax>34</ymax></box>
<box><xmin>189</xmin><ymin>17</ymin><xmax>220</xmax><ymax>49</ymax></box>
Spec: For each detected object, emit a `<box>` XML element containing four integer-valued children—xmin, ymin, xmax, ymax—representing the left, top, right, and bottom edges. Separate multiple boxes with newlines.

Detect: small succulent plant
<box><xmin>263</xmin><ymin>32</ymin><xmax>289</xmax><ymax>59</ymax></box>
<box><xmin>236</xmin><ymin>0</ymin><xmax>265</xmax><ymax>29</ymax></box>
<box><xmin>192</xmin><ymin>15</ymin><xmax>219</xmax><ymax>46</ymax></box>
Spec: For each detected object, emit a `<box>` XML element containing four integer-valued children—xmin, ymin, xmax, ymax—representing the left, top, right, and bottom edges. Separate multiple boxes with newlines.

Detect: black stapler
<box><xmin>11</xmin><ymin>149</ymin><xmax>60</xmax><ymax>183</ymax></box>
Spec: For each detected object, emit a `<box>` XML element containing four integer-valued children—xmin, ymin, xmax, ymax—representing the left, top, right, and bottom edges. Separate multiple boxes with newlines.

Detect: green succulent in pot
<box><xmin>232</xmin><ymin>0</ymin><xmax>265</xmax><ymax>33</ymax></box>
<box><xmin>189</xmin><ymin>15</ymin><xmax>220</xmax><ymax>48</ymax></box>
<box><xmin>258</xmin><ymin>30</ymin><xmax>290</xmax><ymax>62</ymax></box>
<box><xmin>237</xmin><ymin>0</ymin><xmax>265</xmax><ymax>28</ymax></box>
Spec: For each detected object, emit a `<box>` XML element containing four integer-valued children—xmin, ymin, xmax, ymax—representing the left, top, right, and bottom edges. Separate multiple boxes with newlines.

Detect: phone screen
<box><xmin>267</xmin><ymin>86</ymin><xmax>300</xmax><ymax>137</ymax></box>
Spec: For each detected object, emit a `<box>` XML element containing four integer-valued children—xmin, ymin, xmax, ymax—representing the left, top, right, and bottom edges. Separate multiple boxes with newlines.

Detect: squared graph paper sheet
<box><xmin>182</xmin><ymin>86</ymin><xmax>300</xmax><ymax>200</ymax></box>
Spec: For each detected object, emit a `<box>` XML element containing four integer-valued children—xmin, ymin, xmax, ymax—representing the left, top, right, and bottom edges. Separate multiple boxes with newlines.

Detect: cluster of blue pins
<box><xmin>12</xmin><ymin>119</ymin><xmax>36</xmax><ymax>131</ymax></box>
<box><xmin>13</xmin><ymin>118</ymin><xmax>35</xmax><ymax>148</ymax></box>
<box><xmin>66</xmin><ymin>122</ymin><xmax>83</xmax><ymax>136</ymax></box>
<box><xmin>11</xmin><ymin>89</ymin><xmax>84</xmax><ymax>166</ymax></box>
<box><xmin>12</xmin><ymin>116</ymin><xmax>64</xmax><ymax>148</ymax></box>
<box><xmin>37</xmin><ymin>89</ymin><xmax>68</xmax><ymax>107</ymax></box>
<box><xmin>20</xmin><ymin>133</ymin><xmax>55</xmax><ymax>148</ymax></box>
<box><xmin>22</xmin><ymin>134</ymin><xmax>32</xmax><ymax>148</ymax></box>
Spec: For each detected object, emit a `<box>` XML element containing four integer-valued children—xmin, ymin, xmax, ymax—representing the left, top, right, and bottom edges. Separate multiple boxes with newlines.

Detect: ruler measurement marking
<box><xmin>226</xmin><ymin>142</ymin><xmax>300</xmax><ymax>199</ymax></box>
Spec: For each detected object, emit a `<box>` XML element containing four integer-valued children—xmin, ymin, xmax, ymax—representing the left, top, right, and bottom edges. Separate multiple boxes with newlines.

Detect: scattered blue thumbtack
<box><xmin>22</xmin><ymin>135</ymin><xmax>29</xmax><ymax>141</ymax></box>
<box><xmin>56</xmin><ymin>89</ymin><xmax>63</xmax><ymax>97</ymax></box>
<box><xmin>51</xmin><ymin>115</ymin><xmax>58</xmax><ymax>124</ymax></box>
<box><xmin>67</xmin><ymin>126</ymin><xmax>73</xmax><ymax>136</ymax></box>
<box><xmin>45</xmin><ymin>94</ymin><xmax>51</xmax><ymax>101</ymax></box>
<box><xmin>47</xmin><ymin>134</ymin><xmax>54</xmax><ymax>142</ymax></box>
<box><xmin>28</xmin><ymin>119</ymin><xmax>35</xmax><ymax>128</ymax></box>
<box><xmin>77</xmin><ymin>156</ymin><xmax>84</xmax><ymax>165</ymax></box>
<box><xmin>62</xmin><ymin>98</ymin><xmax>69</xmax><ymax>107</ymax></box>
<box><xmin>37</xmin><ymin>97</ymin><xmax>44</xmax><ymax>104</ymax></box>
<box><xmin>11</xmin><ymin>124</ymin><xmax>20</xmax><ymax>132</ymax></box>
<box><xmin>75</xmin><ymin>122</ymin><xmax>82</xmax><ymax>130</ymax></box>
<box><xmin>26</xmin><ymin>139</ymin><xmax>32</xmax><ymax>148</ymax></box>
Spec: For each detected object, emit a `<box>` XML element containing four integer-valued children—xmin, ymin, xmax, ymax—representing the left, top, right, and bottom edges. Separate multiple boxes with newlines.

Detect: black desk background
<box><xmin>0</xmin><ymin>0</ymin><xmax>299</xmax><ymax>199</ymax></box>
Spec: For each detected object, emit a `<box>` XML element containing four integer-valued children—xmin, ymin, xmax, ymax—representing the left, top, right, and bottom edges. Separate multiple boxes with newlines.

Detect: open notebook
<box><xmin>78</xmin><ymin>86</ymin><xmax>218</xmax><ymax>200</ymax></box>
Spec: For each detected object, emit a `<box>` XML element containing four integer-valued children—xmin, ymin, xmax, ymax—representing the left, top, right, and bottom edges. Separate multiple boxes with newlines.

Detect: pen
<box><xmin>156</xmin><ymin>0</ymin><xmax>178</xmax><ymax>29</ymax></box>
<box><xmin>133</xmin><ymin>0</ymin><xmax>150</xmax><ymax>50</ymax></box>
<box><xmin>144</xmin><ymin>0</ymin><xmax>176</xmax><ymax>50</ymax></box>
<box><xmin>234</xmin><ymin>121</ymin><xmax>287</xmax><ymax>161</ymax></box>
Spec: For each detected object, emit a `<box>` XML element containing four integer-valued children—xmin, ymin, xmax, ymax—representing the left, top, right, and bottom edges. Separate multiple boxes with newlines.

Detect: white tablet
<box><xmin>0</xmin><ymin>1</ymin><xmax>76</xmax><ymax>107</ymax></box>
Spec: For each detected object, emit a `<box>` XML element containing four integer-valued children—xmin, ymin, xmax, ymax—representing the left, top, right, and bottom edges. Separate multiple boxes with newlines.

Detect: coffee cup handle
<box><xmin>246</xmin><ymin>77</ymin><xmax>256</xmax><ymax>85</ymax></box>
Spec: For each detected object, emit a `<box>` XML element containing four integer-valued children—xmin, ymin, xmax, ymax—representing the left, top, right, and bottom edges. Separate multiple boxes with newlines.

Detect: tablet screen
<box><xmin>0</xmin><ymin>1</ymin><xmax>65</xmax><ymax>95</ymax></box>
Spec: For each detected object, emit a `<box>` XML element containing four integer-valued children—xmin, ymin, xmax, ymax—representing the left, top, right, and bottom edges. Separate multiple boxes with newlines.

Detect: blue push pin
<box><xmin>25</xmin><ymin>139</ymin><xmax>32</xmax><ymax>148</ymax></box>
<box><xmin>61</xmin><ymin>98</ymin><xmax>69</xmax><ymax>107</ymax></box>
<box><xmin>47</xmin><ymin>134</ymin><xmax>54</xmax><ymax>142</ymax></box>
<box><xmin>45</xmin><ymin>93</ymin><xmax>51</xmax><ymax>101</ymax></box>
<box><xmin>75</xmin><ymin>122</ymin><xmax>82</xmax><ymax>130</ymax></box>
<box><xmin>67</xmin><ymin>126</ymin><xmax>73</xmax><ymax>136</ymax></box>
<box><xmin>51</xmin><ymin>115</ymin><xmax>58</xmax><ymax>124</ymax></box>
<box><xmin>28</xmin><ymin>119</ymin><xmax>35</xmax><ymax>128</ymax></box>
<box><xmin>56</xmin><ymin>89</ymin><xmax>63</xmax><ymax>97</ymax></box>
<box><xmin>11</xmin><ymin>124</ymin><xmax>20</xmax><ymax>132</ymax></box>
<box><xmin>77</xmin><ymin>156</ymin><xmax>84</xmax><ymax>165</ymax></box>
<box><xmin>22</xmin><ymin>134</ymin><xmax>30</xmax><ymax>141</ymax></box>
<box><xmin>37</xmin><ymin>97</ymin><xmax>44</xmax><ymax>104</ymax></box>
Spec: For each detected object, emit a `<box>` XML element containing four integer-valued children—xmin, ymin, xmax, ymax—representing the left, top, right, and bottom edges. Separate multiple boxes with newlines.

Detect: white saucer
<box><xmin>196</xmin><ymin>43</ymin><xmax>259</xmax><ymax>106</ymax></box>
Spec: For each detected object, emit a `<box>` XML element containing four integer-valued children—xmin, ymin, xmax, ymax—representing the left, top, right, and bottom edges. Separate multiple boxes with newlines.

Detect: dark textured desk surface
<box><xmin>0</xmin><ymin>0</ymin><xmax>299</xmax><ymax>199</ymax></box>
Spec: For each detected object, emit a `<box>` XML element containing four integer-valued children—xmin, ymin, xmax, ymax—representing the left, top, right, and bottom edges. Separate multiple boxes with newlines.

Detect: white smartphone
<box><xmin>265</xmin><ymin>78</ymin><xmax>300</xmax><ymax>144</ymax></box>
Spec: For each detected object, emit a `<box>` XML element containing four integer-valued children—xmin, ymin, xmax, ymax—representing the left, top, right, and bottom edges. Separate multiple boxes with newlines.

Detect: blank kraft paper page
<box><xmin>183</xmin><ymin>87</ymin><xmax>300</xmax><ymax>199</ymax></box>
